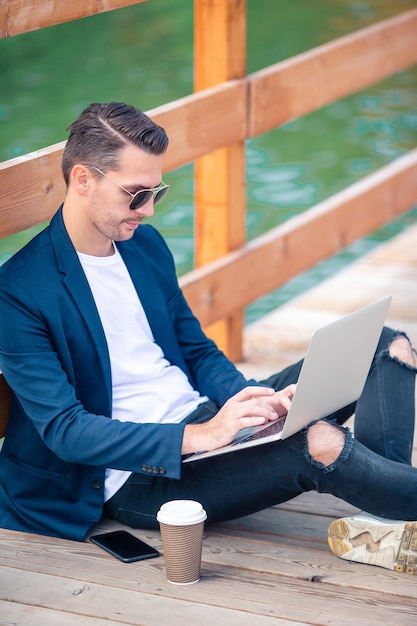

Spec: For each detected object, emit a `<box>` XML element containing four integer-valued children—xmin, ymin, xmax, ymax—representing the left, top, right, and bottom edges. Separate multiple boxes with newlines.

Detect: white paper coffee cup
<box><xmin>157</xmin><ymin>500</ymin><xmax>207</xmax><ymax>585</ymax></box>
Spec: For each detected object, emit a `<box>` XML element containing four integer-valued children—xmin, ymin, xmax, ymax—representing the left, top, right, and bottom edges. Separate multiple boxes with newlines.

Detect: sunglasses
<box><xmin>89</xmin><ymin>165</ymin><xmax>170</xmax><ymax>211</ymax></box>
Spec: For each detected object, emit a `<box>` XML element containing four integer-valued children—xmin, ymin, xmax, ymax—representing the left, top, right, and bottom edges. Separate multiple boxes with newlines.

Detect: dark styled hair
<box><xmin>62</xmin><ymin>102</ymin><xmax>169</xmax><ymax>186</ymax></box>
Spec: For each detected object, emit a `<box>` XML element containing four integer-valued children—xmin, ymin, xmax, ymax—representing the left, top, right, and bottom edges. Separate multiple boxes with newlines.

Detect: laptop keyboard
<box><xmin>236</xmin><ymin>417</ymin><xmax>286</xmax><ymax>445</ymax></box>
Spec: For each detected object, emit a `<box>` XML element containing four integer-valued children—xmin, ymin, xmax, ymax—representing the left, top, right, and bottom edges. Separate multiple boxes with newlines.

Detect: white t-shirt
<box><xmin>78</xmin><ymin>245</ymin><xmax>206</xmax><ymax>500</ymax></box>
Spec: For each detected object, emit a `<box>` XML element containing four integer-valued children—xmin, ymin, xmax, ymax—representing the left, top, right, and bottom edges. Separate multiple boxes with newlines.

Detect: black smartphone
<box><xmin>90</xmin><ymin>530</ymin><xmax>159</xmax><ymax>563</ymax></box>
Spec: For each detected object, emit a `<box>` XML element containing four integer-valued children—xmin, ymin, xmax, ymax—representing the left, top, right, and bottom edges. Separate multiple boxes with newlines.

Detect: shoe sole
<box><xmin>328</xmin><ymin>519</ymin><xmax>417</xmax><ymax>574</ymax></box>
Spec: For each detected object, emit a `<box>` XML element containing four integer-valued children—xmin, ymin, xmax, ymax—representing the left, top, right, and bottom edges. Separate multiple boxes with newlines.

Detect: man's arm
<box><xmin>0</xmin><ymin>273</ymin><xmax>185</xmax><ymax>479</ymax></box>
<box><xmin>182</xmin><ymin>385</ymin><xmax>295</xmax><ymax>455</ymax></box>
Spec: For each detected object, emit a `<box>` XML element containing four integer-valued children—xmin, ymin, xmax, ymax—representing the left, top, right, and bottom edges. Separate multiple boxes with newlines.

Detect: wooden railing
<box><xmin>0</xmin><ymin>0</ymin><xmax>148</xmax><ymax>37</ymax></box>
<box><xmin>1</xmin><ymin>1</ymin><xmax>417</xmax><ymax>365</ymax></box>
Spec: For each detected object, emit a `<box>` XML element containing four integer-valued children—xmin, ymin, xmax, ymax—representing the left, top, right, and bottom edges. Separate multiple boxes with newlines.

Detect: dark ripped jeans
<box><xmin>105</xmin><ymin>327</ymin><xmax>417</xmax><ymax>529</ymax></box>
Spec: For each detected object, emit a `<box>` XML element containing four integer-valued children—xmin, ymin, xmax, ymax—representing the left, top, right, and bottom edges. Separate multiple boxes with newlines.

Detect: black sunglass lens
<box><xmin>154</xmin><ymin>186</ymin><xmax>169</xmax><ymax>205</ymax></box>
<box><xmin>129</xmin><ymin>186</ymin><xmax>169</xmax><ymax>210</ymax></box>
<box><xmin>130</xmin><ymin>190</ymin><xmax>152</xmax><ymax>211</ymax></box>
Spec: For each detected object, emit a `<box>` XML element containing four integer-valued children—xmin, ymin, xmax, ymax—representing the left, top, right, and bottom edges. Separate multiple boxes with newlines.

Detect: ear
<box><xmin>70</xmin><ymin>164</ymin><xmax>91</xmax><ymax>197</ymax></box>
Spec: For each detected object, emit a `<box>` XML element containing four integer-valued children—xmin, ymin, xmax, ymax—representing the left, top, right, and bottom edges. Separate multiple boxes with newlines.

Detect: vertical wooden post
<box><xmin>194</xmin><ymin>0</ymin><xmax>246</xmax><ymax>361</ymax></box>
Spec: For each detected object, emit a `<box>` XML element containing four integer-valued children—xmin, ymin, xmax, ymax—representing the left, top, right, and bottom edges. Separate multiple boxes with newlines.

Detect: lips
<box><xmin>125</xmin><ymin>220</ymin><xmax>141</xmax><ymax>230</ymax></box>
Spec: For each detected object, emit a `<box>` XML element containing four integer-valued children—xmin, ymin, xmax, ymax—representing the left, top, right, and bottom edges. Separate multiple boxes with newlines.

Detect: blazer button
<box><xmin>93</xmin><ymin>479</ymin><xmax>102</xmax><ymax>490</ymax></box>
<box><xmin>141</xmin><ymin>464</ymin><xmax>149</xmax><ymax>473</ymax></box>
<box><xmin>159</xmin><ymin>467</ymin><xmax>166</xmax><ymax>475</ymax></box>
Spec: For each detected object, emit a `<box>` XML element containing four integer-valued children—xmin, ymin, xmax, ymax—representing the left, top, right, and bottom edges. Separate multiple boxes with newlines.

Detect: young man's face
<box><xmin>86</xmin><ymin>143</ymin><xmax>164</xmax><ymax>245</ymax></box>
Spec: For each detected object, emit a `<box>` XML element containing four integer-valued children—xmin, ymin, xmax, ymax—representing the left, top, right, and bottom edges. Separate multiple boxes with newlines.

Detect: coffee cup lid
<box><xmin>157</xmin><ymin>500</ymin><xmax>207</xmax><ymax>526</ymax></box>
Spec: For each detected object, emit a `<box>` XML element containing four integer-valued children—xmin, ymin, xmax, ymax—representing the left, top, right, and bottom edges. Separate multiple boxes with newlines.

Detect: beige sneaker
<box><xmin>328</xmin><ymin>514</ymin><xmax>417</xmax><ymax>574</ymax></box>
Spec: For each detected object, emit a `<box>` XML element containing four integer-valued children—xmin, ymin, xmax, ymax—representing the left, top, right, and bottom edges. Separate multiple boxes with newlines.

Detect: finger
<box><xmin>263</xmin><ymin>391</ymin><xmax>294</xmax><ymax>416</ymax></box>
<box><xmin>240</xmin><ymin>400</ymin><xmax>279</xmax><ymax>422</ymax></box>
<box><xmin>220</xmin><ymin>398</ymin><xmax>278</xmax><ymax>427</ymax></box>
<box><xmin>283</xmin><ymin>384</ymin><xmax>296</xmax><ymax>399</ymax></box>
<box><xmin>235</xmin><ymin>386</ymin><xmax>275</xmax><ymax>401</ymax></box>
<box><xmin>235</xmin><ymin>415</ymin><xmax>274</xmax><ymax>430</ymax></box>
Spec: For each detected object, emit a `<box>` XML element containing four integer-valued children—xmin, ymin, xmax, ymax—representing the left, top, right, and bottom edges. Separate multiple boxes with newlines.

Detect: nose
<box><xmin>133</xmin><ymin>197</ymin><xmax>155</xmax><ymax>218</ymax></box>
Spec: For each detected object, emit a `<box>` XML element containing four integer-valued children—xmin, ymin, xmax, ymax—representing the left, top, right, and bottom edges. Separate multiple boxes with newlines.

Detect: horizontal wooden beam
<box><xmin>0</xmin><ymin>0</ymin><xmax>147</xmax><ymax>38</ymax></box>
<box><xmin>2</xmin><ymin>9</ymin><xmax>416</xmax><ymax>238</ymax></box>
<box><xmin>154</xmin><ymin>80</ymin><xmax>247</xmax><ymax>172</ymax></box>
<box><xmin>180</xmin><ymin>149</ymin><xmax>417</xmax><ymax>327</ymax></box>
<box><xmin>249</xmin><ymin>9</ymin><xmax>417</xmax><ymax>136</ymax></box>
<box><xmin>0</xmin><ymin>81</ymin><xmax>247</xmax><ymax>238</ymax></box>
<box><xmin>0</xmin><ymin>143</ymin><xmax>67</xmax><ymax>238</ymax></box>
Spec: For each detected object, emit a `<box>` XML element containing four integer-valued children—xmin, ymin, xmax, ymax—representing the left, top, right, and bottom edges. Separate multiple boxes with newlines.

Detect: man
<box><xmin>0</xmin><ymin>102</ymin><xmax>416</xmax><ymax>574</ymax></box>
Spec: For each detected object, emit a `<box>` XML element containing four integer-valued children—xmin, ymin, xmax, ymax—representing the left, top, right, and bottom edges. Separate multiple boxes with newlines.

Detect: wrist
<box><xmin>182</xmin><ymin>423</ymin><xmax>208</xmax><ymax>455</ymax></box>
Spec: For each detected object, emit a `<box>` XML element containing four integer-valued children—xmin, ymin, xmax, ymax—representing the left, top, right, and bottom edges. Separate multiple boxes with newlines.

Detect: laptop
<box><xmin>183</xmin><ymin>295</ymin><xmax>391</xmax><ymax>463</ymax></box>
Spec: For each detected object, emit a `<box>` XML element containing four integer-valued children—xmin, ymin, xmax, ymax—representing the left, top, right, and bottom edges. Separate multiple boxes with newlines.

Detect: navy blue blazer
<box><xmin>0</xmin><ymin>208</ymin><xmax>254</xmax><ymax>539</ymax></box>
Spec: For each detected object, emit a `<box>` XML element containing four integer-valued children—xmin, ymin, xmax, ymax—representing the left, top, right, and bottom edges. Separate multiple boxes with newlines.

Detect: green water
<box><xmin>1</xmin><ymin>0</ymin><xmax>417</xmax><ymax>323</ymax></box>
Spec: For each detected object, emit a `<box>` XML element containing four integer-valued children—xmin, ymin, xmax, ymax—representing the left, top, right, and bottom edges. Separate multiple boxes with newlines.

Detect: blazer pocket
<box><xmin>8</xmin><ymin>452</ymin><xmax>66</xmax><ymax>481</ymax></box>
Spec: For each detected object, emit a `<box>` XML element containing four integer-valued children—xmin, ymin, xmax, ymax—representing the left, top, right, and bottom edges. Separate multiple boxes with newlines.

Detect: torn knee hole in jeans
<box><xmin>305</xmin><ymin>420</ymin><xmax>347</xmax><ymax>469</ymax></box>
<box><xmin>388</xmin><ymin>333</ymin><xmax>417</xmax><ymax>370</ymax></box>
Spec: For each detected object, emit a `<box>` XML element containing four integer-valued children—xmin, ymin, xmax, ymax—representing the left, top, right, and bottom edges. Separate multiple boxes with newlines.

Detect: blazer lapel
<box><xmin>49</xmin><ymin>207</ymin><xmax>188</xmax><ymax>387</ymax></box>
<box><xmin>49</xmin><ymin>208</ymin><xmax>113</xmax><ymax>399</ymax></box>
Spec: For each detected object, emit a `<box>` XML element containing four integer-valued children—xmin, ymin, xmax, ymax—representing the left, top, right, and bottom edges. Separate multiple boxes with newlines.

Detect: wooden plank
<box><xmin>3</xmin><ymin>11</ymin><xmax>415</xmax><ymax>240</ymax></box>
<box><xmin>238</xmin><ymin>220</ymin><xmax>417</xmax><ymax>381</ymax></box>
<box><xmin>0</xmin><ymin>142</ymin><xmax>66</xmax><ymax>238</ymax></box>
<box><xmin>207</xmin><ymin>528</ymin><xmax>417</xmax><ymax>598</ymax></box>
<box><xmin>249</xmin><ymin>9</ymin><xmax>417</xmax><ymax>136</ymax></box>
<box><xmin>0</xmin><ymin>81</ymin><xmax>247</xmax><ymax>239</ymax></box>
<box><xmin>194</xmin><ymin>0</ymin><xmax>246</xmax><ymax>89</ymax></box>
<box><xmin>2</xmin><ymin>492</ymin><xmax>417</xmax><ymax>601</ymax></box>
<box><xmin>0</xmin><ymin>600</ymin><xmax>303</xmax><ymax>626</ymax></box>
<box><xmin>1</xmin><ymin>556</ymin><xmax>416</xmax><ymax>625</ymax></box>
<box><xmin>181</xmin><ymin>149</ymin><xmax>417</xmax><ymax>327</ymax></box>
<box><xmin>0</xmin><ymin>508</ymin><xmax>388</xmax><ymax>600</ymax></box>
<box><xmin>0</xmin><ymin>600</ymin><xmax>134</xmax><ymax>626</ymax></box>
<box><xmin>155</xmin><ymin>80</ymin><xmax>247</xmax><ymax>171</ymax></box>
<box><xmin>1</xmin><ymin>11</ymin><xmax>415</xmax><ymax>241</ymax></box>
<box><xmin>0</xmin><ymin>565</ymin><xmax>305</xmax><ymax>626</ymax></box>
<box><xmin>194</xmin><ymin>0</ymin><xmax>247</xmax><ymax>245</ymax></box>
<box><xmin>0</xmin><ymin>0</ymin><xmax>147</xmax><ymax>38</ymax></box>
<box><xmin>194</xmin><ymin>0</ymin><xmax>247</xmax><ymax>359</ymax></box>
<box><xmin>1</xmin><ymin>493</ymin><xmax>417</xmax><ymax>622</ymax></box>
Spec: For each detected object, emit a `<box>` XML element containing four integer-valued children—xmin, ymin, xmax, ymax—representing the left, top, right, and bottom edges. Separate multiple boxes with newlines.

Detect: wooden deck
<box><xmin>1</xmin><ymin>224</ymin><xmax>417</xmax><ymax>625</ymax></box>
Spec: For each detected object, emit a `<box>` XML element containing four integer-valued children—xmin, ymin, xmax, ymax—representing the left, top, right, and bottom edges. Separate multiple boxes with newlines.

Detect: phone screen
<box><xmin>90</xmin><ymin>530</ymin><xmax>159</xmax><ymax>563</ymax></box>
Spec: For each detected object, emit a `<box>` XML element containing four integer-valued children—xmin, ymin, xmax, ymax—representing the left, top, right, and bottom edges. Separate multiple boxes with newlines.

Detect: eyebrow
<box><xmin>123</xmin><ymin>181</ymin><xmax>163</xmax><ymax>194</ymax></box>
<box><xmin>124</xmin><ymin>183</ymin><xmax>145</xmax><ymax>194</ymax></box>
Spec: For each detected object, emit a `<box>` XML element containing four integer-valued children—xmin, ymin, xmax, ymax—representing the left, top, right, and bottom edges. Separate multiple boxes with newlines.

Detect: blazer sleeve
<box><xmin>0</xmin><ymin>263</ymin><xmax>185</xmax><ymax>481</ymax></box>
